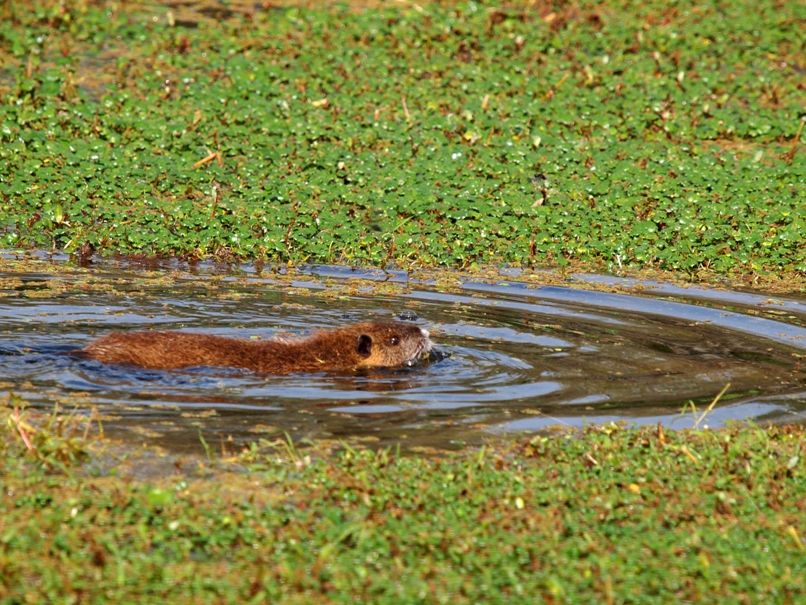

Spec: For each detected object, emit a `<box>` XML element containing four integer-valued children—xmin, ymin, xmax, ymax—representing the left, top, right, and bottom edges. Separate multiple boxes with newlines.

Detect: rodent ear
<box><xmin>357</xmin><ymin>334</ymin><xmax>373</xmax><ymax>357</ymax></box>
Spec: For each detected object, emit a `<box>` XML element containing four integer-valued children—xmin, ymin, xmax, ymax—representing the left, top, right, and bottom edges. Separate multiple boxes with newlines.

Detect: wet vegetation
<box><xmin>0</xmin><ymin>0</ymin><xmax>803</xmax><ymax>277</ymax></box>
<box><xmin>1</xmin><ymin>399</ymin><xmax>804</xmax><ymax>603</ymax></box>
<box><xmin>1</xmin><ymin>2</ymin><xmax>804</xmax><ymax>601</ymax></box>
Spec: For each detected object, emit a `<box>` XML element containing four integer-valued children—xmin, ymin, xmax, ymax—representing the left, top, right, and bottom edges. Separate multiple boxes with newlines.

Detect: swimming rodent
<box><xmin>78</xmin><ymin>321</ymin><xmax>433</xmax><ymax>374</ymax></box>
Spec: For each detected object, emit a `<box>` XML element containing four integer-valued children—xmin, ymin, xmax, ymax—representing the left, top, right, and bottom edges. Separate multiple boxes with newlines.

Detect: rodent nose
<box><xmin>420</xmin><ymin>327</ymin><xmax>430</xmax><ymax>338</ymax></box>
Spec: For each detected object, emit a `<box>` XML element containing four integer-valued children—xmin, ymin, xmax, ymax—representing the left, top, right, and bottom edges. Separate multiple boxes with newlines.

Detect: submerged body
<box><xmin>79</xmin><ymin>321</ymin><xmax>432</xmax><ymax>374</ymax></box>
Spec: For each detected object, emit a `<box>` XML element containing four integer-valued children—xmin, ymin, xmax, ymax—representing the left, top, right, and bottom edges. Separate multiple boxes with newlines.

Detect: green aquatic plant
<box><xmin>0</xmin><ymin>401</ymin><xmax>803</xmax><ymax>603</ymax></box>
<box><xmin>0</xmin><ymin>0</ymin><xmax>803</xmax><ymax>277</ymax></box>
<box><xmin>1</xmin><ymin>392</ymin><xmax>98</xmax><ymax>471</ymax></box>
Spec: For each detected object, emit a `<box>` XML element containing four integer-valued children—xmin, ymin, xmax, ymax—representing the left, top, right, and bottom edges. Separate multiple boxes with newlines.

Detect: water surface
<box><xmin>1</xmin><ymin>255</ymin><xmax>804</xmax><ymax>452</ymax></box>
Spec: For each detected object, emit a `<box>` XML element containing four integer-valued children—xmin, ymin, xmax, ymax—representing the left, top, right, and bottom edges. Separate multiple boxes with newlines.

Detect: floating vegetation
<box><xmin>0</xmin><ymin>0</ymin><xmax>803</xmax><ymax>277</ymax></box>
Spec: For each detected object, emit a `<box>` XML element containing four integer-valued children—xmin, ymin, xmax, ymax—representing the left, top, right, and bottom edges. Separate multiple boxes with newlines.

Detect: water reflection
<box><xmin>0</xmin><ymin>257</ymin><xmax>804</xmax><ymax>452</ymax></box>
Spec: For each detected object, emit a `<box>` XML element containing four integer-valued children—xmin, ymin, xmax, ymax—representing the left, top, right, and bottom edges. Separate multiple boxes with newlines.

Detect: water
<box><xmin>1</xmin><ymin>254</ymin><xmax>804</xmax><ymax>452</ymax></box>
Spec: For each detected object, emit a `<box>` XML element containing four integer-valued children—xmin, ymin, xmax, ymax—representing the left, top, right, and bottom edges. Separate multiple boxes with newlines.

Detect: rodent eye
<box><xmin>389</xmin><ymin>336</ymin><xmax>400</xmax><ymax>346</ymax></box>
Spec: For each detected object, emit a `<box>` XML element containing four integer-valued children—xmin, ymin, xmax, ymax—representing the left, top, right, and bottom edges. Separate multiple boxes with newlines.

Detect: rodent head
<box><xmin>352</xmin><ymin>321</ymin><xmax>432</xmax><ymax>368</ymax></box>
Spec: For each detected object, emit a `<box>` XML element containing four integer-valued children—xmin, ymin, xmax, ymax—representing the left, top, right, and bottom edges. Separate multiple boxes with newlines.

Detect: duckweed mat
<box><xmin>0</xmin><ymin>0</ymin><xmax>803</xmax><ymax>277</ymax></box>
<box><xmin>1</xmin><ymin>399</ymin><xmax>804</xmax><ymax>603</ymax></box>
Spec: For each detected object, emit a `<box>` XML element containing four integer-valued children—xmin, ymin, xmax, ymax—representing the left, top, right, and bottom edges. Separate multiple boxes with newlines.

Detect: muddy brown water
<box><xmin>1</xmin><ymin>255</ymin><xmax>804</xmax><ymax>453</ymax></box>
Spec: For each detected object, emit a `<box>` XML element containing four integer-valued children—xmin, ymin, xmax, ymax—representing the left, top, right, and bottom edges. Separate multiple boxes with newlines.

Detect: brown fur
<box><xmin>78</xmin><ymin>321</ymin><xmax>432</xmax><ymax>374</ymax></box>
